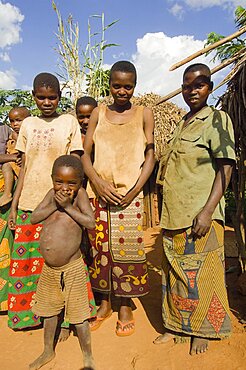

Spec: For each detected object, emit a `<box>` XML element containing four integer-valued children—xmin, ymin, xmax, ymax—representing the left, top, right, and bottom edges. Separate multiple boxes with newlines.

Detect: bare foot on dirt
<box><xmin>58</xmin><ymin>327</ymin><xmax>70</xmax><ymax>342</ymax></box>
<box><xmin>29</xmin><ymin>351</ymin><xmax>55</xmax><ymax>370</ymax></box>
<box><xmin>153</xmin><ymin>332</ymin><xmax>175</xmax><ymax>344</ymax></box>
<box><xmin>83</xmin><ymin>355</ymin><xmax>96</xmax><ymax>370</ymax></box>
<box><xmin>190</xmin><ymin>337</ymin><xmax>208</xmax><ymax>355</ymax></box>
<box><xmin>0</xmin><ymin>194</ymin><xmax>12</xmax><ymax>207</ymax></box>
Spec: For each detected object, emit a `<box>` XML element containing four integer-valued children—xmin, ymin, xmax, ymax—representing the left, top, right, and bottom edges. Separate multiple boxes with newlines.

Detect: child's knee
<box><xmin>2</xmin><ymin>162</ymin><xmax>12</xmax><ymax>172</ymax></box>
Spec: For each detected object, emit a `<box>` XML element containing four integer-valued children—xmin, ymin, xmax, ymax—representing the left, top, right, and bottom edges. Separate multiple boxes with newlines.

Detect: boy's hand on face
<box><xmin>192</xmin><ymin>208</ymin><xmax>212</xmax><ymax>239</ymax></box>
<box><xmin>54</xmin><ymin>190</ymin><xmax>73</xmax><ymax>209</ymax></box>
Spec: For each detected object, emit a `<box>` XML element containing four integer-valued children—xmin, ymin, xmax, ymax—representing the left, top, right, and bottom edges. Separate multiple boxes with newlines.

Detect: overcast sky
<box><xmin>0</xmin><ymin>0</ymin><xmax>245</xmax><ymax>107</ymax></box>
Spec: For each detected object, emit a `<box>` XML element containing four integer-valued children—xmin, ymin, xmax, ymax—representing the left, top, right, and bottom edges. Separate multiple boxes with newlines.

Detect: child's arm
<box><xmin>120</xmin><ymin>107</ymin><xmax>156</xmax><ymax>207</ymax></box>
<box><xmin>8</xmin><ymin>152</ymin><xmax>25</xmax><ymax>230</ymax></box>
<box><xmin>192</xmin><ymin>158</ymin><xmax>234</xmax><ymax>237</ymax></box>
<box><xmin>81</xmin><ymin>108</ymin><xmax>122</xmax><ymax>205</ymax></box>
<box><xmin>55</xmin><ymin>188</ymin><xmax>95</xmax><ymax>229</ymax></box>
<box><xmin>30</xmin><ymin>189</ymin><xmax>57</xmax><ymax>224</ymax></box>
<box><xmin>0</xmin><ymin>153</ymin><xmax>18</xmax><ymax>164</ymax></box>
<box><xmin>71</xmin><ymin>151</ymin><xmax>81</xmax><ymax>159</ymax></box>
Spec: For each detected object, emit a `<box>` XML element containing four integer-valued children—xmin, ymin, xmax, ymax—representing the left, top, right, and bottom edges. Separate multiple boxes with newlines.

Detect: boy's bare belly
<box><xmin>40</xmin><ymin>210</ymin><xmax>82</xmax><ymax>267</ymax></box>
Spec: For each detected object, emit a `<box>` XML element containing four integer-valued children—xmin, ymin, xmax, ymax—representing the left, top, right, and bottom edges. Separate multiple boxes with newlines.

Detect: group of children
<box><xmin>0</xmin><ymin>60</ymin><xmax>235</xmax><ymax>369</ymax></box>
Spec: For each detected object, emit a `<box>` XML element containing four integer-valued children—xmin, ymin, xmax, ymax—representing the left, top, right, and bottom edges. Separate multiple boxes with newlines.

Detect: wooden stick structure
<box><xmin>169</xmin><ymin>26</ymin><xmax>246</xmax><ymax>72</ymax></box>
<box><xmin>156</xmin><ymin>48</ymin><xmax>246</xmax><ymax>105</ymax></box>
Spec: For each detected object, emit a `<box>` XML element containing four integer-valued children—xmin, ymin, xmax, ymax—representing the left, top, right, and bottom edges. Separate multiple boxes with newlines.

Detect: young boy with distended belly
<box><xmin>29</xmin><ymin>155</ymin><xmax>96</xmax><ymax>370</ymax></box>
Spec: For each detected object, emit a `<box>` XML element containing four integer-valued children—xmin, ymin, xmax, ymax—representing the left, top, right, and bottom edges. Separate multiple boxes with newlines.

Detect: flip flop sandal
<box><xmin>89</xmin><ymin>310</ymin><xmax>113</xmax><ymax>332</ymax></box>
<box><xmin>115</xmin><ymin>319</ymin><xmax>135</xmax><ymax>337</ymax></box>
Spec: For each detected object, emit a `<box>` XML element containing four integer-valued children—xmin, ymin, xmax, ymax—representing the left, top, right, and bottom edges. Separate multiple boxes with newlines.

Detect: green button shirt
<box><xmin>158</xmin><ymin>106</ymin><xmax>236</xmax><ymax>230</ymax></box>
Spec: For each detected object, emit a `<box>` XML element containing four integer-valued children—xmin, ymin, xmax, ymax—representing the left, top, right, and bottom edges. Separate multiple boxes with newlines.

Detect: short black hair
<box><xmin>33</xmin><ymin>72</ymin><xmax>60</xmax><ymax>94</ymax></box>
<box><xmin>183</xmin><ymin>63</ymin><xmax>211</xmax><ymax>80</ymax></box>
<box><xmin>109</xmin><ymin>60</ymin><xmax>137</xmax><ymax>85</ymax></box>
<box><xmin>9</xmin><ymin>106</ymin><xmax>31</xmax><ymax>118</ymax></box>
<box><xmin>52</xmin><ymin>155</ymin><xmax>83</xmax><ymax>180</ymax></box>
<box><xmin>76</xmin><ymin>96</ymin><xmax>97</xmax><ymax>114</ymax></box>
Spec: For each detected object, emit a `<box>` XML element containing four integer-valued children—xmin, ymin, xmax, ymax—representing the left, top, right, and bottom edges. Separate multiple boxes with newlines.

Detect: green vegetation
<box><xmin>205</xmin><ymin>6</ymin><xmax>245</xmax><ymax>62</ymax></box>
<box><xmin>0</xmin><ymin>89</ymin><xmax>73</xmax><ymax>124</ymax></box>
<box><xmin>52</xmin><ymin>1</ymin><xmax>119</xmax><ymax>101</ymax></box>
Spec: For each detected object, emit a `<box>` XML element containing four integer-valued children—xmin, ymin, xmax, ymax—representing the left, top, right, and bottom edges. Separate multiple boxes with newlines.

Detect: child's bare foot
<box><xmin>153</xmin><ymin>332</ymin><xmax>175</xmax><ymax>344</ymax></box>
<box><xmin>29</xmin><ymin>350</ymin><xmax>55</xmax><ymax>370</ymax></box>
<box><xmin>83</xmin><ymin>355</ymin><xmax>96</xmax><ymax>370</ymax></box>
<box><xmin>190</xmin><ymin>337</ymin><xmax>208</xmax><ymax>355</ymax></box>
<box><xmin>58</xmin><ymin>327</ymin><xmax>70</xmax><ymax>342</ymax></box>
<box><xmin>0</xmin><ymin>194</ymin><xmax>12</xmax><ymax>207</ymax></box>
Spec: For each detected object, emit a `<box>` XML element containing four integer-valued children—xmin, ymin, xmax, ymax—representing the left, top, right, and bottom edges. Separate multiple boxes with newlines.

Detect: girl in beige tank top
<box><xmin>82</xmin><ymin>61</ymin><xmax>155</xmax><ymax>336</ymax></box>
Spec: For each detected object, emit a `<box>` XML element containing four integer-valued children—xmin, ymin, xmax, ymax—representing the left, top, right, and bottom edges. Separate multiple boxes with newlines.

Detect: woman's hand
<box><xmin>119</xmin><ymin>188</ymin><xmax>138</xmax><ymax>208</ymax></box>
<box><xmin>94</xmin><ymin>178</ymin><xmax>123</xmax><ymax>205</ymax></box>
<box><xmin>192</xmin><ymin>208</ymin><xmax>212</xmax><ymax>238</ymax></box>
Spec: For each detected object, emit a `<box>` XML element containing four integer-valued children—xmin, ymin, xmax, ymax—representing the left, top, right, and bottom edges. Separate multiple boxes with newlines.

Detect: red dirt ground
<box><xmin>0</xmin><ymin>227</ymin><xmax>245</xmax><ymax>370</ymax></box>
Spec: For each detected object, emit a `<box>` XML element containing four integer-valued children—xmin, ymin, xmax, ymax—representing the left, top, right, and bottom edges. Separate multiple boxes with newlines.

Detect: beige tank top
<box><xmin>87</xmin><ymin>105</ymin><xmax>147</xmax><ymax>198</ymax></box>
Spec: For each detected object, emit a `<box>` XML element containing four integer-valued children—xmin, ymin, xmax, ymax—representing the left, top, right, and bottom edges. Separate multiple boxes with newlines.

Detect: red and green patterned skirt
<box><xmin>8</xmin><ymin>210</ymin><xmax>43</xmax><ymax>329</ymax></box>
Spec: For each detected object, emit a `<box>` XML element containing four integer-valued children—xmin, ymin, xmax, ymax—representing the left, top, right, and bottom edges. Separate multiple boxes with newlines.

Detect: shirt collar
<box><xmin>183</xmin><ymin>105</ymin><xmax>214</xmax><ymax>124</ymax></box>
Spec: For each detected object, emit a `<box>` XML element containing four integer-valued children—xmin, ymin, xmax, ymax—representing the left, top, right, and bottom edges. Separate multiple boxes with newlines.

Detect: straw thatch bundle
<box><xmin>221</xmin><ymin>60</ymin><xmax>246</xmax><ymax>153</ymax></box>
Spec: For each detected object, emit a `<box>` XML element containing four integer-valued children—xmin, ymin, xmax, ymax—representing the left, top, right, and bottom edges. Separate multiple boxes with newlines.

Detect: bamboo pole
<box><xmin>169</xmin><ymin>26</ymin><xmax>246</xmax><ymax>71</ymax></box>
<box><xmin>156</xmin><ymin>87</ymin><xmax>182</xmax><ymax>105</ymax></box>
<box><xmin>213</xmin><ymin>55</ymin><xmax>246</xmax><ymax>92</ymax></box>
<box><xmin>156</xmin><ymin>49</ymin><xmax>246</xmax><ymax>105</ymax></box>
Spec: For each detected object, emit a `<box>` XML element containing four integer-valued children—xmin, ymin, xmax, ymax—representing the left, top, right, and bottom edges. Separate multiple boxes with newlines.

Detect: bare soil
<box><xmin>0</xmin><ymin>227</ymin><xmax>245</xmax><ymax>370</ymax></box>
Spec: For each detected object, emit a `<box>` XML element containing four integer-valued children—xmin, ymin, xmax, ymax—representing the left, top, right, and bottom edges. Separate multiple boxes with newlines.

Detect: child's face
<box><xmin>110</xmin><ymin>71</ymin><xmax>135</xmax><ymax>106</ymax></box>
<box><xmin>182</xmin><ymin>71</ymin><xmax>212</xmax><ymax>113</ymax></box>
<box><xmin>52</xmin><ymin>166</ymin><xmax>82</xmax><ymax>199</ymax></box>
<box><xmin>33</xmin><ymin>86</ymin><xmax>60</xmax><ymax>117</ymax></box>
<box><xmin>76</xmin><ymin>104</ymin><xmax>95</xmax><ymax>135</ymax></box>
<box><xmin>9</xmin><ymin>109</ymin><xmax>27</xmax><ymax>133</ymax></box>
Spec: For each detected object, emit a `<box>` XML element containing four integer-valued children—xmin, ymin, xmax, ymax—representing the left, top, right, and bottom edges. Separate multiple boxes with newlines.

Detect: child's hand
<box><xmin>8</xmin><ymin>208</ymin><xmax>17</xmax><ymax>230</ymax></box>
<box><xmin>54</xmin><ymin>190</ymin><xmax>73</xmax><ymax>209</ymax></box>
<box><xmin>192</xmin><ymin>209</ymin><xmax>212</xmax><ymax>238</ymax></box>
<box><xmin>94</xmin><ymin>178</ymin><xmax>123</xmax><ymax>205</ymax></box>
<box><xmin>16</xmin><ymin>153</ymin><xmax>22</xmax><ymax>166</ymax></box>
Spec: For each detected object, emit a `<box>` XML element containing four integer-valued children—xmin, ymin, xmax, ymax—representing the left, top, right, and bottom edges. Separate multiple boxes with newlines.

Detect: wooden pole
<box><xmin>169</xmin><ymin>26</ymin><xmax>246</xmax><ymax>71</ymax></box>
<box><xmin>156</xmin><ymin>49</ymin><xmax>246</xmax><ymax>105</ymax></box>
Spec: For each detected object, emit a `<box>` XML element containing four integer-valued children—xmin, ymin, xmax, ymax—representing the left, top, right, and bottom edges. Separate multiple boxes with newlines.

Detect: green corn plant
<box><xmin>52</xmin><ymin>1</ymin><xmax>85</xmax><ymax>102</ymax></box>
<box><xmin>52</xmin><ymin>1</ymin><xmax>119</xmax><ymax>102</ymax></box>
<box><xmin>85</xmin><ymin>13</ymin><xmax>119</xmax><ymax>100</ymax></box>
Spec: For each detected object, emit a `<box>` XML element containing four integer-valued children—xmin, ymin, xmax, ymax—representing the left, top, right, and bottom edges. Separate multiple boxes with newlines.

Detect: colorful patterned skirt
<box><xmin>162</xmin><ymin>220</ymin><xmax>231</xmax><ymax>339</ymax></box>
<box><xmin>0</xmin><ymin>171</ymin><xmax>14</xmax><ymax>310</ymax></box>
<box><xmin>8</xmin><ymin>210</ymin><xmax>44</xmax><ymax>329</ymax></box>
<box><xmin>87</xmin><ymin>198</ymin><xmax>149</xmax><ymax>297</ymax></box>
